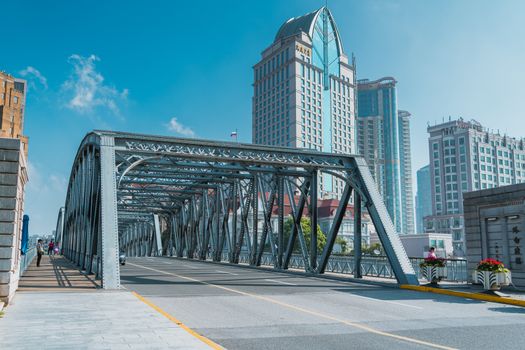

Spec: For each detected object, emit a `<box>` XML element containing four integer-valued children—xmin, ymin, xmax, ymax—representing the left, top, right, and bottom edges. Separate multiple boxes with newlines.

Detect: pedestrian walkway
<box><xmin>18</xmin><ymin>255</ymin><xmax>99</xmax><ymax>291</ymax></box>
<box><xmin>0</xmin><ymin>291</ymin><xmax>212</xmax><ymax>349</ymax></box>
<box><xmin>0</xmin><ymin>255</ymin><xmax>214</xmax><ymax>349</ymax></box>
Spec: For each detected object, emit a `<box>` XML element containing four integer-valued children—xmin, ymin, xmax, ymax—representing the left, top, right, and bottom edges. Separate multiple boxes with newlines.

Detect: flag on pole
<box><xmin>231</xmin><ymin>130</ymin><xmax>238</xmax><ymax>141</ymax></box>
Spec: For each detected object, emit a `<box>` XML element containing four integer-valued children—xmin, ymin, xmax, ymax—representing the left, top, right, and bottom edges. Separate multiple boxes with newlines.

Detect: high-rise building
<box><xmin>0</xmin><ymin>72</ymin><xmax>28</xmax><ymax>155</ymax></box>
<box><xmin>252</xmin><ymin>7</ymin><xmax>356</xmax><ymax>195</ymax></box>
<box><xmin>426</xmin><ymin>118</ymin><xmax>525</xmax><ymax>255</ymax></box>
<box><xmin>356</xmin><ymin>77</ymin><xmax>414</xmax><ymax>234</ymax></box>
<box><xmin>415</xmin><ymin>164</ymin><xmax>432</xmax><ymax>233</ymax></box>
<box><xmin>398</xmin><ymin>110</ymin><xmax>414</xmax><ymax>235</ymax></box>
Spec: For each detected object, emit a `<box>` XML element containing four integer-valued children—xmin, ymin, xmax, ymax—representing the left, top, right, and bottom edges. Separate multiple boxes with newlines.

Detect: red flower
<box><xmin>477</xmin><ymin>258</ymin><xmax>506</xmax><ymax>272</ymax></box>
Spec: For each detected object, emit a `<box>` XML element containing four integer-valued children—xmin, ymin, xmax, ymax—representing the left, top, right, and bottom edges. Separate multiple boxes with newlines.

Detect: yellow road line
<box><xmin>128</xmin><ymin>262</ymin><xmax>457</xmax><ymax>350</ymax></box>
<box><xmin>131</xmin><ymin>291</ymin><xmax>224</xmax><ymax>350</ymax></box>
<box><xmin>400</xmin><ymin>285</ymin><xmax>525</xmax><ymax>308</ymax></box>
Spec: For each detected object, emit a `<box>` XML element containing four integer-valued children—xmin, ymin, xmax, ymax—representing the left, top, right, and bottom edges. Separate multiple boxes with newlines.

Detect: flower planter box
<box><xmin>422</xmin><ymin>266</ymin><xmax>447</xmax><ymax>283</ymax></box>
<box><xmin>474</xmin><ymin>270</ymin><xmax>512</xmax><ymax>290</ymax></box>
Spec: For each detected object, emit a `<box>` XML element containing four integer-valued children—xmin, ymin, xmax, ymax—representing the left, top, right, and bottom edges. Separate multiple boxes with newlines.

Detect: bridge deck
<box><xmin>121</xmin><ymin>257</ymin><xmax>525</xmax><ymax>350</ymax></box>
<box><xmin>18</xmin><ymin>255</ymin><xmax>100</xmax><ymax>292</ymax></box>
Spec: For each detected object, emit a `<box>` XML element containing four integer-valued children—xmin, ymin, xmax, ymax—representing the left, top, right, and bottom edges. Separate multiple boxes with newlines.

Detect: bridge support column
<box><xmin>100</xmin><ymin>135</ymin><xmax>120</xmax><ymax>289</ymax></box>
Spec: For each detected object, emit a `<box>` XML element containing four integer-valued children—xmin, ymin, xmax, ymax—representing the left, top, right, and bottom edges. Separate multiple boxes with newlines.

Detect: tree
<box><xmin>361</xmin><ymin>243</ymin><xmax>383</xmax><ymax>255</ymax></box>
<box><xmin>283</xmin><ymin>216</ymin><xmax>326</xmax><ymax>253</ymax></box>
<box><xmin>335</xmin><ymin>236</ymin><xmax>348</xmax><ymax>254</ymax></box>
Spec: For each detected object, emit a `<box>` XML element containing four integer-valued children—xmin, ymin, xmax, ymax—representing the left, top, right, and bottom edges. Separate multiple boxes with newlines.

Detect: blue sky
<box><xmin>1</xmin><ymin>0</ymin><xmax>524</xmax><ymax>234</ymax></box>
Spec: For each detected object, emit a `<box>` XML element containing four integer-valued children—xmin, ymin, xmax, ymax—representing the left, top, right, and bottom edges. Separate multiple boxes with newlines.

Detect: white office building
<box><xmin>426</xmin><ymin>118</ymin><xmax>525</xmax><ymax>255</ymax></box>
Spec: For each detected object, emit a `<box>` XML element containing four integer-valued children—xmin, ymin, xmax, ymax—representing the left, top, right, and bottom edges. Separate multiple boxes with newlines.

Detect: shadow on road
<box><xmin>487</xmin><ymin>306</ymin><xmax>525</xmax><ymax>314</ymax></box>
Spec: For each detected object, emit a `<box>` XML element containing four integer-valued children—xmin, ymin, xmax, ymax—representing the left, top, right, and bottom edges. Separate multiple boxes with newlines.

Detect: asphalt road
<box><xmin>120</xmin><ymin>257</ymin><xmax>525</xmax><ymax>350</ymax></box>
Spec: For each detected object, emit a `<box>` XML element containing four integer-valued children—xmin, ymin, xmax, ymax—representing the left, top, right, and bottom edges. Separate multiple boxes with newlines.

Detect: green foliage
<box><xmin>351</xmin><ymin>243</ymin><xmax>383</xmax><ymax>256</ymax></box>
<box><xmin>283</xmin><ymin>216</ymin><xmax>326</xmax><ymax>253</ymax></box>
<box><xmin>420</xmin><ymin>257</ymin><xmax>446</xmax><ymax>268</ymax></box>
<box><xmin>363</xmin><ymin>243</ymin><xmax>383</xmax><ymax>255</ymax></box>
<box><xmin>335</xmin><ymin>236</ymin><xmax>348</xmax><ymax>254</ymax></box>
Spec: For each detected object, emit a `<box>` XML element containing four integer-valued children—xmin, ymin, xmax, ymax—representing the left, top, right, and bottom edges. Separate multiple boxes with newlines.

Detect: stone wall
<box><xmin>0</xmin><ymin>138</ymin><xmax>28</xmax><ymax>304</ymax></box>
<box><xmin>464</xmin><ymin>184</ymin><xmax>525</xmax><ymax>288</ymax></box>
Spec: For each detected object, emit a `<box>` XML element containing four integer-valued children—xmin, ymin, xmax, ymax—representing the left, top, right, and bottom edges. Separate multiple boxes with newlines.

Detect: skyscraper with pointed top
<box><xmin>252</xmin><ymin>7</ymin><xmax>356</xmax><ymax>195</ymax></box>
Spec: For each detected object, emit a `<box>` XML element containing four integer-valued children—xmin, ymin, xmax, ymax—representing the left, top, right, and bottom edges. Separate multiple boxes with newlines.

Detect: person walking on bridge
<box><xmin>36</xmin><ymin>239</ymin><xmax>44</xmax><ymax>267</ymax></box>
<box><xmin>47</xmin><ymin>240</ymin><xmax>55</xmax><ymax>255</ymax></box>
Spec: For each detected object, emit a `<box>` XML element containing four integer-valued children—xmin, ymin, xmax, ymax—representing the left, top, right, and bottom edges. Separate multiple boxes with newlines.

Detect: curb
<box><xmin>400</xmin><ymin>284</ymin><xmax>525</xmax><ymax>308</ymax></box>
<box><xmin>132</xmin><ymin>291</ymin><xmax>224</xmax><ymax>349</ymax></box>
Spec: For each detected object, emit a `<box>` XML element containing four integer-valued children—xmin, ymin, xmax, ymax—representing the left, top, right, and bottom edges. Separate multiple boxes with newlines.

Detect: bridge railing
<box><xmin>19</xmin><ymin>247</ymin><xmax>37</xmax><ymax>276</ymax></box>
<box><xmin>220</xmin><ymin>252</ymin><xmax>468</xmax><ymax>283</ymax></box>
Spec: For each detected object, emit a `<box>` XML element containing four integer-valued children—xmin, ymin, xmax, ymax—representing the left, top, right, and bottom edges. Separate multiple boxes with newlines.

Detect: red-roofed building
<box><xmin>263</xmin><ymin>195</ymin><xmax>373</xmax><ymax>251</ymax></box>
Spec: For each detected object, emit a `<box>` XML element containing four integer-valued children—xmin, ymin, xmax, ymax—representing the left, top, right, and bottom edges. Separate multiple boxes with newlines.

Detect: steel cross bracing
<box><xmin>59</xmin><ymin>130</ymin><xmax>418</xmax><ymax>289</ymax></box>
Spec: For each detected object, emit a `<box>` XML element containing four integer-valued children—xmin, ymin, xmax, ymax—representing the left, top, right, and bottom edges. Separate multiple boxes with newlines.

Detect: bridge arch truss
<box><xmin>60</xmin><ymin>131</ymin><xmax>418</xmax><ymax>288</ymax></box>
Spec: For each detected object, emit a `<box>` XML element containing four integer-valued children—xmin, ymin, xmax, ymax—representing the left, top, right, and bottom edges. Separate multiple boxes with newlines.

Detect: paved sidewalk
<box><xmin>0</xmin><ymin>291</ymin><xmax>211</xmax><ymax>349</ymax></box>
<box><xmin>18</xmin><ymin>255</ymin><xmax>99</xmax><ymax>292</ymax></box>
<box><xmin>0</xmin><ymin>255</ymin><xmax>213</xmax><ymax>349</ymax></box>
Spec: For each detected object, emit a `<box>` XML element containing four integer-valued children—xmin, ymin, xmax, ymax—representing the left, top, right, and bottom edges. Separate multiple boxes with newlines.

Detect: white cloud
<box><xmin>19</xmin><ymin>66</ymin><xmax>48</xmax><ymax>90</ymax></box>
<box><xmin>62</xmin><ymin>54</ymin><xmax>128</xmax><ymax>114</ymax></box>
<box><xmin>25</xmin><ymin>162</ymin><xmax>68</xmax><ymax>234</ymax></box>
<box><xmin>26</xmin><ymin>161</ymin><xmax>67</xmax><ymax>194</ymax></box>
<box><xmin>166</xmin><ymin>117</ymin><xmax>195</xmax><ymax>137</ymax></box>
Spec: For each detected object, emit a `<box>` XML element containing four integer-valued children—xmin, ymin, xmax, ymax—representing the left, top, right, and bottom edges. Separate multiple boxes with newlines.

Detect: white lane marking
<box><xmin>182</xmin><ymin>264</ymin><xmax>198</xmax><ymax>269</ymax></box>
<box><xmin>346</xmin><ymin>293</ymin><xmax>423</xmax><ymax>310</ymax></box>
<box><xmin>265</xmin><ymin>278</ymin><xmax>297</xmax><ymax>286</ymax></box>
<box><xmin>216</xmin><ymin>270</ymin><xmax>239</xmax><ymax>276</ymax></box>
<box><xmin>127</xmin><ymin>262</ymin><xmax>457</xmax><ymax>350</ymax></box>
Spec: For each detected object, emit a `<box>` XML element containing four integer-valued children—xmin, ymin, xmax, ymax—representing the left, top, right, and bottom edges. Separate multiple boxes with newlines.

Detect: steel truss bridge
<box><xmin>57</xmin><ymin>131</ymin><xmax>418</xmax><ymax>289</ymax></box>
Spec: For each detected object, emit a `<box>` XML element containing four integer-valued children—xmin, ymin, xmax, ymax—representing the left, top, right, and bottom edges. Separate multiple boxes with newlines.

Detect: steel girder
<box><xmin>60</xmin><ymin>130</ymin><xmax>418</xmax><ymax>289</ymax></box>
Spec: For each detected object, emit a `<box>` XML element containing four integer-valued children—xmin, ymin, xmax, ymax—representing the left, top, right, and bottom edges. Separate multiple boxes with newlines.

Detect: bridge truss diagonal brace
<box><xmin>153</xmin><ymin>214</ymin><xmax>162</xmax><ymax>256</ymax></box>
<box><xmin>352</xmin><ymin>158</ymin><xmax>418</xmax><ymax>285</ymax></box>
<box><xmin>100</xmin><ymin>135</ymin><xmax>121</xmax><ymax>289</ymax></box>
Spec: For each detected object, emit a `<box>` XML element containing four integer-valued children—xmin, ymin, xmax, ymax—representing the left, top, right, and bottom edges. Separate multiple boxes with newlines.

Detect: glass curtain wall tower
<box><xmin>357</xmin><ymin>78</ymin><xmax>414</xmax><ymax>234</ymax></box>
<box><xmin>416</xmin><ymin>164</ymin><xmax>432</xmax><ymax>233</ymax></box>
<box><xmin>252</xmin><ymin>7</ymin><xmax>356</xmax><ymax>196</ymax></box>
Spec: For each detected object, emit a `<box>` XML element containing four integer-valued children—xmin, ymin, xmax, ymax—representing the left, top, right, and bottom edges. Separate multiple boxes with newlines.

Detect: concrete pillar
<box><xmin>0</xmin><ymin>138</ymin><xmax>28</xmax><ymax>304</ymax></box>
